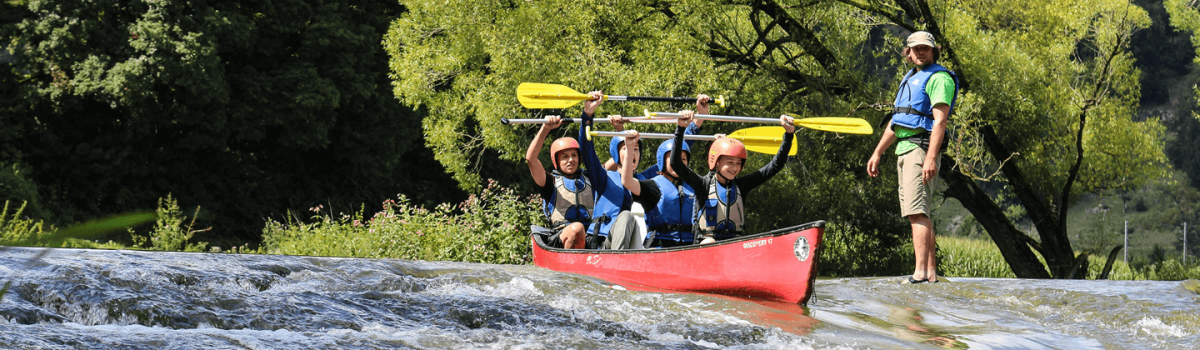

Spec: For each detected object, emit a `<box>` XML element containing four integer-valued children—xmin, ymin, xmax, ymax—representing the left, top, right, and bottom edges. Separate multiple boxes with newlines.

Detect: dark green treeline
<box><xmin>0</xmin><ymin>0</ymin><xmax>462</xmax><ymax>244</ymax></box>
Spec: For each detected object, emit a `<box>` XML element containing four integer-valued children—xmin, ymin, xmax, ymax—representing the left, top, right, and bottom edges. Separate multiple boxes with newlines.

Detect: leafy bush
<box><xmin>258</xmin><ymin>180</ymin><xmax>541</xmax><ymax>264</ymax></box>
<box><xmin>130</xmin><ymin>194</ymin><xmax>209</xmax><ymax>252</ymax></box>
<box><xmin>819</xmin><ymin>222</ymin><xmax>909</xmax><ymax>277</ymax></box>
<box><xmin>0</xmin><ymin>201</ymin><xmax>45</xmax><ymax>245</ymax></box>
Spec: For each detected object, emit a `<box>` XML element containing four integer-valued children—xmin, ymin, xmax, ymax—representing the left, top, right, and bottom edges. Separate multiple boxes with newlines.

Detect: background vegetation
<box><xmin>2</xmin><ymin>0</ymin><xmax>1200</xmax><ymax>281</ymax></box>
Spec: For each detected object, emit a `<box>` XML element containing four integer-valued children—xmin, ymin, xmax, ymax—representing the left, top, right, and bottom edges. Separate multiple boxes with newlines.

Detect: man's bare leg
<box><xmin>909</xmin><ymin>214</ymin><xmax>936</xmax><ymax>281</ymax></box>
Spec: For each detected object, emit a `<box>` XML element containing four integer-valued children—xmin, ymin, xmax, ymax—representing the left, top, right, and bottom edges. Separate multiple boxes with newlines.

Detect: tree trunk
<box><xmin>979</xmin><ymin>126</ymin><xmax>1077</xmax><ymax>278</ymax></box>
<box><xmin>940</xmin><ymin>156</ymin><xmax>1051</xmax><ymax>278</ymax></box>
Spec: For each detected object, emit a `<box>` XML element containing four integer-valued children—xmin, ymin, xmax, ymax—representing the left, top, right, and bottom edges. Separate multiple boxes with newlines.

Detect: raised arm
<box><xmin>526</xmin><ymin>115</ymin><xmax>563</xmax><ymax>188</ymax></box>
<box><xmin>671</xmin><ymin>110</ymin><xmax>705</xmax><ymax>190</ymax></box>
<box><xmin>737</xmin><ymin>115</ymin><xmax>795</xmax><ymax>191</ymax></box>
<box><xmin>579</xmin><ymin>91</ymin><xmax>608</xmax><ymax>192</ymax></box>
<box><xmin>620</xmin><ymin>130</ymin><xmax>643</xmax><ymax>196</ymax></box>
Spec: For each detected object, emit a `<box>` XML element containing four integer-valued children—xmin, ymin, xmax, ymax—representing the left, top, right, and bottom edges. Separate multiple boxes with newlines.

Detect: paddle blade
<box><xmin>729</xmin><ymin>126</ymin><xmax>797</xmax><ymax>156</ymax></box>
<box><xmin>794</xmin><ymin>117</ymin><xmax>873</xmax><ymax>134</ymax></box>
<box><xmin>517</xmin><ymin>83</ymin><xmax>590</xmax><ymax>109</ymax></box>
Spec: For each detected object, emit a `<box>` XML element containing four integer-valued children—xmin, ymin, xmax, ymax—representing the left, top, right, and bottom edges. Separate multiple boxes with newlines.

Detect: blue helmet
<box><xmin>609</xmin><ymin>136</ymin><xmax>642</xmax><ymax>165</ymax></box>
<box><xmin>656</xmin><ymin>139</ymin><xmax>690</xmax><ymax>173</ymax></box>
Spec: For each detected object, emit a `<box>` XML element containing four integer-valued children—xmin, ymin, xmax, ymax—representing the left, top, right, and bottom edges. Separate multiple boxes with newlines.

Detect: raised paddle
<box><xmin>501</xmin><ymin>116</ymin><xmax>678</xmax><ymax>125</ymax></box>
<box><xmin>517</xmin><ymin>83</ymin><xmax>727</xmax><ymax>109</ymax></box>
<box><xmin>643</xmin><ymin>110</ymin><xmax>874</xmax><ymax>135</ymax></box>
<box><xmin>589</xmin><ymin>126</ymin><xmax>798</xmax><ymax>156</ymax></box>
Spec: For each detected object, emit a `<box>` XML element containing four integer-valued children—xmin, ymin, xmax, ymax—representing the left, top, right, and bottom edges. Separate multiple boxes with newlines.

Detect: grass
<box><xmin>936</xmin><ymin>235</ymin><xmax>1200</xmax><ymax>280</ymax></box>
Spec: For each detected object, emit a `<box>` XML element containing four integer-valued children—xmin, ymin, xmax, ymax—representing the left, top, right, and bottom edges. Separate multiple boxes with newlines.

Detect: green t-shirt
<box><xmin>896</xmin><ymin>70</ymin><xmax>955</xmax><ymax>155</ymax></box>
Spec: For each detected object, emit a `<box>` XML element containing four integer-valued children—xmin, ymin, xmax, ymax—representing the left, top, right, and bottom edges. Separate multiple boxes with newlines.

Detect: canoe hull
<box><xmin>532</xmin><ymin>221</ymin><xmax>824</xmax><ymax>304</ymax></box>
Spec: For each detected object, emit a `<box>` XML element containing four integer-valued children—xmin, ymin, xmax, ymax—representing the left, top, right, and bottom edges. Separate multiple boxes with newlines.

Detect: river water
<box><xmin>1</xmin><ymin>247</ymin><xmax>1196</xmax><ymax>349</ymax></box>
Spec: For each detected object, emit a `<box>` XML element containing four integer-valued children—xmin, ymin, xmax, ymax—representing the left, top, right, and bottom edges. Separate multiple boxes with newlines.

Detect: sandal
<box><xmin>901</xmin><ymin>276</ymin><xmax>928</xmax><ymax>284</ymax></box>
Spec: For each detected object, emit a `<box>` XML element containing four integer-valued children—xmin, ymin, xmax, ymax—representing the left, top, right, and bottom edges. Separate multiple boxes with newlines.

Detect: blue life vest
<box><xmin>541</xmin><ymin>171</ymin><xmax>594</xmax><ymax>227</ymax></box>
<box><xmin>646</xmin><ymin>175</ymin><xmax>695</xmax><ymax>243</ymax></box>
<box><xmin>891</xmin><ymin>63</ymin><xmax>959</xmax><ymax>131</ymax></box>
<box><xmin>592</xmin><ymin>170</ymin><xmax>632</xmax><ymax>237</ymax></box>
<box><xmin>695</xmin><ymin>177</ymin><xmax>745</xmax><ymax>241</ymax></box>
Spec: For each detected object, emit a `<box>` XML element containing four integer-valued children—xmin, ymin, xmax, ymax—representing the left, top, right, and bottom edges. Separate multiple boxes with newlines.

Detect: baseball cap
<box><xmin>906</xmin><ymin>31</ymin><xmax>936</xmax><ymax>47</ymax></box>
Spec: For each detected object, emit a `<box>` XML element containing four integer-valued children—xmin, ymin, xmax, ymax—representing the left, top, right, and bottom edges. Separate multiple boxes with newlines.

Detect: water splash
<box><xmin>1</xmin><ymin>248</ymin><xmax>1197</xmax><ymax>349</ymax></box>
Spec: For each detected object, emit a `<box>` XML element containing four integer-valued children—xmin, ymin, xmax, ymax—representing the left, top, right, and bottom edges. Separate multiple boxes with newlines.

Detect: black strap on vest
<box><xmin>649</xmin><ymin>224</ymin><xmax>693</xmax><ymax>233</ymax></box>
<box><xmin>892</xmin><ymin>106</ymin><xmax>931</xmax><ymax>117</ymax></box>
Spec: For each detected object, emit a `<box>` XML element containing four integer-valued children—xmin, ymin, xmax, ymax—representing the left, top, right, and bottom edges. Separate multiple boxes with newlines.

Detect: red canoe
<box><xmin>532</xmin><ymin>221</ymin><xmax>825</xmax><ymax>304</ymax></box>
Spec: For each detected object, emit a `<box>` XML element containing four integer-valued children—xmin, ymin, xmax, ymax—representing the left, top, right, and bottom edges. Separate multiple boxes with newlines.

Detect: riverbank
<box><xmin>4</xmin><ymin>182</ymin><xmax>1199</xmax><ymax>281</ymax></box>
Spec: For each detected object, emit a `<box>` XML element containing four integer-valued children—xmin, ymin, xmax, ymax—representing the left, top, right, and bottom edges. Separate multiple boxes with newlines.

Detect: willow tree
<box><xmin>840</xmin><ymin>0</ymin><xmax>1168</xmax><ymax>278</ymax></box>
<box><xmin>385</xmin><ymin>0</ymin><xmax>1168</xmax><ymax>278</ymax></box>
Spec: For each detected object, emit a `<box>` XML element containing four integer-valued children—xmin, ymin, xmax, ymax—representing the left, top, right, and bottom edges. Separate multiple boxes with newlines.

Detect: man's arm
<box><xmin>867</xmin><ymin>121</ymin><xmax>898</xmax><ymax>178</ymax></box>
<box><xmin>923</xmin><ymin>105</ymin><xmax>950</xmax><ymax>183</ymax></box>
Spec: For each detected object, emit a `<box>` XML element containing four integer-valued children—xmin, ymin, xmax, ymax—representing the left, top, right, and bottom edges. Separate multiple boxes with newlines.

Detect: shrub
<box><xmin>0</xmin><ymin>200</ymin><xmax>45</xmax><ymax>245</ymax></box>
<box><xmin>130</xmin><ymin>194</ymin><xmax>209</xmax><ymax>252</ymax></box>
<box><xmin>258</xmin><ymin>179</ymin><xmax>541</xmax><ymax>264</ymax></box>
<box><xmin>819</xmin><ymin>222</ymin><xmax>909</xmax><ymax>277</ymax></box>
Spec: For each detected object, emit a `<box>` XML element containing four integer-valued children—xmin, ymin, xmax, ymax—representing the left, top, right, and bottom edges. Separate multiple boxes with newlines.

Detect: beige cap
<box><xmin>906</xmin><ymin>31</ymin><xmax>936</xmax><ymax>48</ymax></box>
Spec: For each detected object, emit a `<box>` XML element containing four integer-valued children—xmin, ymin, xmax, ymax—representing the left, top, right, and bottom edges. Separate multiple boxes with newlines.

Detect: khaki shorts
<box><xmin>897</xmin><ymin>147</ymin><xmax>940</xmax><ymax>218</ymax></box>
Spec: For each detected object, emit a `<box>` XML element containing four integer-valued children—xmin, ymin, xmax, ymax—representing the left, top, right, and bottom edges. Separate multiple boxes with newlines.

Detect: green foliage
<box><xmin>819</xmin><ymin>222</ymin><xmax>908</xmax><ymax>277</ymax></box>
<box><xmin>0</xmin><ymin>200</ymin><xmax>45</xmax><ymax>245</ymax></box>
<box><xmin>258</xmin><ymin>180</ymin><xmax>540</xmax><ymax>264</ymax></box>
<box><xmin>387</xmin><ymin>0</ymin><xmax>908</xmax><ymax>272</ymax></box>
<box><xmin>937</xmin><ymin>236</ymin><xmax>1019</xmax><ymax>278</ymax></box>
<box><xmin>939</xmin><ymin>0</ymin><xmax>1166</xmax><ymax>202</ymax></box>
<box><xmin>130</xmin><ymin>194</ymin><xmax>209</xmax><ymax>252</ymax></box>
<box><xmin>0</xmin><ymin>0</ymin><xmax>461</xmax><ymax>240</ymax></box>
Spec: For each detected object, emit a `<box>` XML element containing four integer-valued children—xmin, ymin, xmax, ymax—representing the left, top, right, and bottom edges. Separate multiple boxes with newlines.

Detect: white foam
<box><xmin>1134</xmin><ymin>316</ymin><xmax>1188</xmax><ymax>337</ymax></box>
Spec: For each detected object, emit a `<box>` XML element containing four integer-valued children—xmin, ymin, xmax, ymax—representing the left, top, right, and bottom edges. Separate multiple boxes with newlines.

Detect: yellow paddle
<box><xmin>589</xmin><ymin>126</ymin><xmax>797</xmax><ymax>155</ymax></box>
<box><xmin>643</xmin><ymin>110</ymin><xmax>874</xmax><ymax>135</ymax></box>
<box><xmin>517</xmin><ymin>83</ymin><xmax>727</xmax><ymax>109</ymax></box>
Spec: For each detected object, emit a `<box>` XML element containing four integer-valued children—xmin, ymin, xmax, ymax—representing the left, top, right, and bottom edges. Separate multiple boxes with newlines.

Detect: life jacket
<box><xmin>695</xmin><ymin>176</ymin><xmax>745</xmax><ymax>241</ymax></box>
<box><xmin>890</xmin><ymin>63</ymin><xmax>959</xmax><ymax>132</ymax></box>
<box><xmin>542</xmin><ymin>171</ymin><xmax>594</xmax><ymax>227</ymax></box>
<box><xmin>646</xmin><ymin>175</ymin><xmax>695</xmax><ymax>243</ymax></box>
<box><xmin>591</xmin><ymin>170</ymin><xmax>632</xmax><ymax>238</ymax></box>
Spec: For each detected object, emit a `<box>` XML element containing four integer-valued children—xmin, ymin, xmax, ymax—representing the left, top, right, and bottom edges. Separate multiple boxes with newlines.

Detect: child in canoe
<box><xmin>524</xmin><ymin>115</ymin><xmax>592</xmax><ymax>249</ymax></box>
<box><xmin>669</xmin><ymin>111</ymin><xmax>795</xmax><ymax>244</ymax></box>
<box><xmin>579</xmin><ymin>91</ymin><xmax>640</xmax><ymax>249</ymax></box>
<box><xmin>602</xmin><ymin>96</ymin><xmax>707</xmax><ymax>179</ymax></box>
<box><xmin>618</xmin><ymin>95</ymin><xmax>714</xmax><ymax>247</ymax></box>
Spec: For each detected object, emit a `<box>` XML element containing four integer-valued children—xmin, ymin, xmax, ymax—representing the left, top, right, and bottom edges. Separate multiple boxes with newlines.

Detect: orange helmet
<box><xmin>549</xmin><ymin>137</ymin><xmax>581</xmax><ymax>171</ymax></box>
<box><xmin>707</xmin><ymin>137</ymin><xmax>747</xmax><ymax>170</ymax></box>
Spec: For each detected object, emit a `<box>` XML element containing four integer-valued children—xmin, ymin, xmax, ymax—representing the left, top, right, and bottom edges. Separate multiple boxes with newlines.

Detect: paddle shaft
<box><xmin>502</xmin><ymin>117</ymin><xmax>679</xmax><ymax>125</ymax></box>
<box><xmin>589</xmin><ymin>130</ymin><xmax>788</xmax><ymax>143</ymax></box>
<box><xmin>647</xmin><ymin>111</ymin><xmax>780</xmax><ymax>124</ymax></box>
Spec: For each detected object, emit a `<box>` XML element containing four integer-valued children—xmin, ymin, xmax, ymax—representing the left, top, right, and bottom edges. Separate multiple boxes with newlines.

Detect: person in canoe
<box><xmin>579</xmin><ymin>91</ymin><xmax>640</xmax><ymax>250</ymax></box>
<box><xmin>866</xmin><ymin>31</ymin><xmax>958</xmax><ymax>284</ymax></box>
<box><xmin>524</xmin><ymin>115</ymin><xmax>592</xmax><ymax>249</ymax></box>
<box><xmin>616</xmin><ymin>95</ymin><xmax>715</xmax><ymax>248</ymax></box>
<box><xmin>602</xmin><ymin>95</ymin><xmax>709</xmax><ymax>178</ymax></box>
<box><xmin>669</xmin><ymin>111</ymin><xmax>796</xmax><ymax>244</ymax></box>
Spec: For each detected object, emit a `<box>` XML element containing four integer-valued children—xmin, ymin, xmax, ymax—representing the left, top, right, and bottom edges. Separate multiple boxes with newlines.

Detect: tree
<box><xmin>387</xmin><ymin>0</ymin><xmax>1171</xmax><ymax>278</ymax></box>
<box><xmin>1</xmin><ymin>0</ymin><xmax>461</xmax><ymax>240</ymax></box>
<box><xmin>385</xmin><ymin>0</ymin><xmax>913</xmax><ymax>275</ymax></box>
<box><xmin>844</xmin><ymin>0</ymin><xmax>1167</xmax><ymax>278</ymax></box>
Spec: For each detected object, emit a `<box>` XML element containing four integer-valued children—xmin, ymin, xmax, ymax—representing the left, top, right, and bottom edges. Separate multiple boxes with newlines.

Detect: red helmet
<box><xmin>707</xmin><ymin>137</ymin><xmax>747</xmax><ymax>170</ymax></box>
<box><xmin>549</xmin><ymin>137</ymin><xmax>581</xmax><ymax>171</ymax></box>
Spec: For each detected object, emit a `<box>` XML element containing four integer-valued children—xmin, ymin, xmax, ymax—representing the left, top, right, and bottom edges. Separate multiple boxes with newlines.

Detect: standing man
<box><xmin>867</xmin><ymin>31</ymin><xmax>959</xmax><ymax>284</ymax></box>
